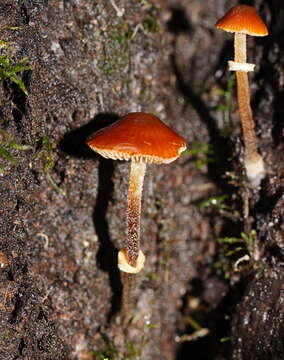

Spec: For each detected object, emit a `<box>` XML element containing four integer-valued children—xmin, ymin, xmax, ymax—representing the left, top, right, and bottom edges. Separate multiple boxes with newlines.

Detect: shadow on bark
<box><xmin>254</xmin><ymin>0</ymin><xmax>284</xmax><ymax>147</ymax></box>
<box><xmin>60</xmin><ymin>113</ymin><xmax>122</xmax><ymax>322</ymax></box>
<box><xmin>60</xmin><ymin>113</ymin><xmax>119</xmax><ymax>158</ymax></box>
<box><xmin>93</xmin><ymin>158</ymin><xmax>123</xmax><ymax>322</ymax></box>
<box><xmin>167</xmin><ymin>7</ymin><xmax>233</xmax><ymax>190</ymax></box>
<box><xmin>176</xmin><ymin>277</ymin><xmax>247</xmax><ymax>360</ymax></box>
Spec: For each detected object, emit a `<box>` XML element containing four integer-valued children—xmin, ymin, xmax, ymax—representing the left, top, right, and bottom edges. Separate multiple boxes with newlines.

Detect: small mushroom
<box><xmin>216</xmin><ymin>5</ymin><xmax>268</xmax><ymax>187</ymax></box>
<box><xmin>87</xmin><ymin>112</ymin><xmax>186</xmax><ymax>272</ymax></box>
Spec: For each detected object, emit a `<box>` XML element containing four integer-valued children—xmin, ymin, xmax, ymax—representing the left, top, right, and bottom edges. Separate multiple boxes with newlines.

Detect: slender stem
<box><xmin>234</xmin><ymin>33</ymin><xmax>247</xmax><ymax>63</ymax></box>
<box><xmin>234</xmin><ymin>32</ymin><xmax>264</xmax><ymax>184</ymax></box>
<box><xmin>236</xmin><ymin>71</ymin><xmax>259</xmax><ymax>163</ymax></box>
<box><xmin>126</xmin><ymin>161</ymin><xmax>146</xmax><ymax>267</ymax></box>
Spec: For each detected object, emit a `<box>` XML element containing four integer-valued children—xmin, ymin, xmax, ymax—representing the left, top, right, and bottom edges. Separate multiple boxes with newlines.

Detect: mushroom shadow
<box><xmin>166</xmin><ymin>5</ymin><xmax>193</xmax><ymax>35</ymax></box>
<box><xmin>60</xmin><ymin>113</ymin><xmax>119</xmax><ymax>158</ymax></box>
<box><xmin>211</xmin><ymin>39</ymin><xmax>234</xmax><ymax>83</ymax></box>
<box><xmin>93</xmin><ymin>157</ymin><xmax>123</xmax><ymax>322</ymax></box>
<box><xmin>166</xmin><ymin>6</ymin><xmax>233</xmax><ymax>188</ymax></box>
<box><xmin>60</xmin><ymin>113</ymin><xmax>122</xmax><ymax>321</ymax></box>
<box><xmin>170</xmin><ymin>51</ymin><xmax>232</xmax><ymax>187</ymax></box>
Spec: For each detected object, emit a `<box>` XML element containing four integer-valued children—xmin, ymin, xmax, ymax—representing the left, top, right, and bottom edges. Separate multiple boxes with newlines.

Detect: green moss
<box><xmin>98</xmin><ymin>20</ymin><xmax>130</xmax><ymax>80</ymax></box>
<box><xmin>199</xmin><ymin>195</ymin><xmax>230</xmax><ymax>211</ymax></box>
<box><xmin>214</xmin><ymin>230</ymin><xmax>257</xmax><ymax>280</ymax></box>
<box><xmin>182</xmin><ymin>141</ymin><xmax>215</xmax><ymax>169</ymax></box>
<box><xmin>0</xmin><ymin>28</ymin><xmax>31</xmax><ymax>96</ymax></box>
<box><xmin>98</xmin><ymin>3</ymin><xmax>159</xmax><ymax>80</ymax></box>
<box><xmin>0</xmin><ymin>28</ymin><xmax>32</xmax><ymax>175</ymax></box>
<box><xmin>91</xmin><ymin>320</ymin><xmax>157</xmax><ymax>359</ymax></box>
<box><xmin>142</xmin><ymin>17</ymin><xmax>160</xmax><ymax>33</ymax></box>
<box><xmin>0</xmin><ymin>53</ymin><xmax>31</xmax><ymax>95</ymax></box>
<box><xmin>217</xmin><ymin>230</ymin><xmax>256</xmax><ymax>257</ymax></box>
<box><xmin>34</xmin><ymin>136</ymin><xmax>66</xmax><ymax>196</ymax></box>
<box><xmin>220</xmin><ymin>336</ymin><xmax>231</xmax><ymax>343</ymax></box>
<box><xmin>199</xmin><ymin>193</ymin><xmax>241</xmax><ymax>221</ymax></box>
<box><xmin>0</xmin><ymin>130</ymin><xmax>32</xmax><ymax>175</ymax></box>
<box><xmin>91</xmin><ymin>336</ymin><xmax>118</xmax><ymax>360</ymax></box>
<box><xmin>138</xmin><ymin>0</ymin><xmax>157</xmax><ymax>12</ymax></box>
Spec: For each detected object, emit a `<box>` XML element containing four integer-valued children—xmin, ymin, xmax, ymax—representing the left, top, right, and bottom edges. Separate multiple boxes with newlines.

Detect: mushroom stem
<box><xmin>234</xmin><ymin>33</ymin><xmax>247</xmax><ymax>63</ymax></box>
<box><xmin>236</xmin><ymin>71</ymin><xmax>259</xmax><ymax>159</ymax></box>
<box><xmin>233</xmin><ymin>33</ymin><xmax>264</xmax><ymax>186</ymax></box>
<box><xmin>126</xmin><ymin>161</ymin><xmax>146</xmax><ymax>267</ymax></box>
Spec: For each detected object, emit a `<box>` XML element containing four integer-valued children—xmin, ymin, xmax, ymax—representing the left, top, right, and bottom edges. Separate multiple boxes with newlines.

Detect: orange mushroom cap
<box><xmin>216</xmin><ymin>5</ymin><xmax>268</xmax><ymax>36</ymax></box>
<box><xmin>87</xmin><ymin>112</ymin><xmax>186</xmax><ymax>164</ymax></box>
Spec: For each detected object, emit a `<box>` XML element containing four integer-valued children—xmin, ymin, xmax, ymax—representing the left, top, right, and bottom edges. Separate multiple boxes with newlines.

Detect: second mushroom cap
<box><xmin>215</xmin><ymin>5</ymin><xmax>268</xmax><ymax>36</ymax></box>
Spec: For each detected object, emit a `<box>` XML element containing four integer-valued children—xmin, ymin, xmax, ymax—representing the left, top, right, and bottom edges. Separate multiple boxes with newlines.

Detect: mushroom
<box><xmin>216</xmin><ymin>5</ymin><xmax>268</xmax><ymax>187</ymax></box>
<box><xmin>87</xmin><ymin>112</ymin><xmax>186</xmax><ymax>273</ymax></box>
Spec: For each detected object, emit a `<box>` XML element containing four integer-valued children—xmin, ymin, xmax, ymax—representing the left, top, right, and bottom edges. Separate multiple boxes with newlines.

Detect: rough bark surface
<box><xmin>0</xmin><ymin>0</ymin><xmax>283</xmax><ymax>359</ymax></box>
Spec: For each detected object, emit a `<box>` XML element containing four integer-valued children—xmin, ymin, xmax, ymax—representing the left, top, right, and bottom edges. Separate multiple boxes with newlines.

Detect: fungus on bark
<box><xmin>87</xmin><ymin>112</ymin><xmax>186</xmax><ymax>273</ymax></box>
<box><xmin>216</xmin><ymin>5</ymin><xmax>268</xmax><ymax>187</ymax></box>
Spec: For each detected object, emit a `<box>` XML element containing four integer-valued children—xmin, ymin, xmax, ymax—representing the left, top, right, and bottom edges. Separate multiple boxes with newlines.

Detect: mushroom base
<box><xmin>244</xmin><ymin>153</ymin><xmax>265</xmax><ymax>187</ymax></box>
<box><xmin>118</xmin><ymin>248</ymin><xmax>146</xmax><ymax>273</ymax></box>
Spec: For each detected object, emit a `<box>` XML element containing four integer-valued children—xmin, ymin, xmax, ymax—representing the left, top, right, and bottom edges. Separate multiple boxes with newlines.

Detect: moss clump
<box><xmin>91</xmin><ymin>334</ymin><xmax>119</xmax><ymax>360</ymax></box>
<box><xmin>142</xmin><ymin>17</ymin><xmax>160</xmax><ymax>33</ymax></box>
<box><xmin>0</xmin><ymin>29</ymin><xmax>31</xmax><ymax>96</ymax></box>
<box><xmin>214</xmin><ymin>230</ymin><xmax>257</xmax><ymax>280</ymax></box>
<box><xmin>182</xmin><ymin>141</ymin><xmax>215</xmax><ymax>169</ymax></box>
<box><xmin>98</xmin><ymin>20</ymin><xmax>131</xmax><ymax>79</ymax></box>
<box><xmin>0</xmin><ymin>130</ymin><xmax>32</xmax><ymax>175</ymax></box>
<box><xmin>34</xmin><ymin>136</ymin><xmax>66</xmax><ymax>196</ymax></box>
